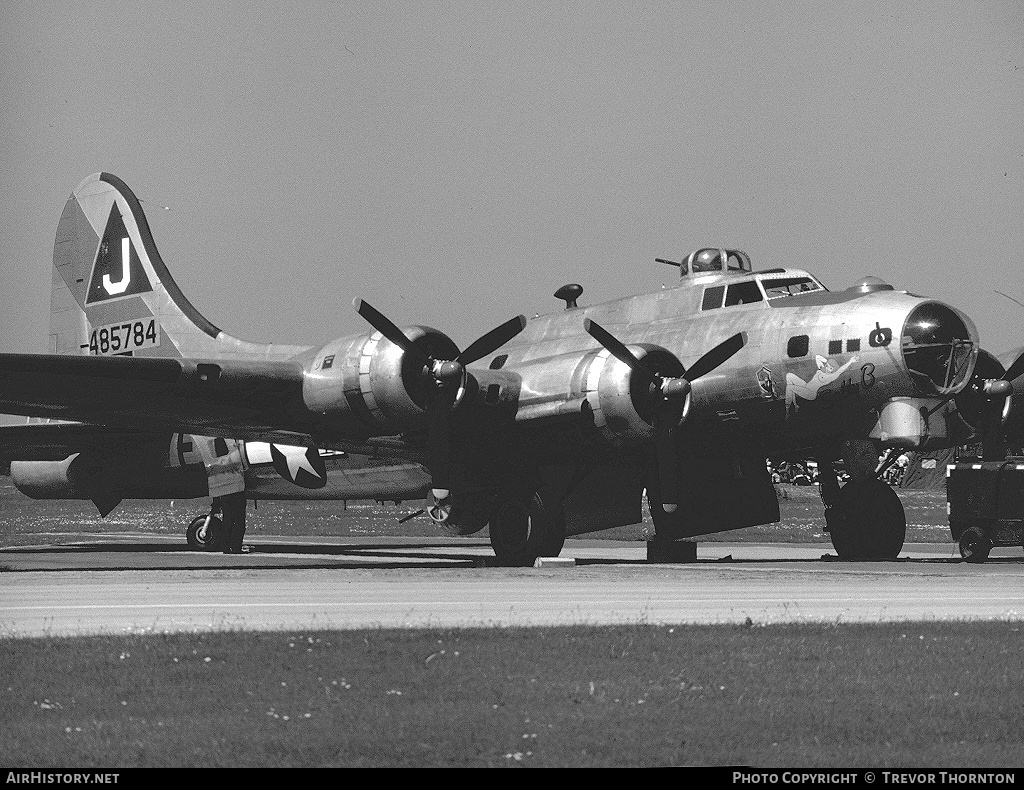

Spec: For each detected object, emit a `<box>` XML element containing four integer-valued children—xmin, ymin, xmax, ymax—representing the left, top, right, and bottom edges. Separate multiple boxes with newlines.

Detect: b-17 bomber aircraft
<box><xmin>1</xmin><ymin>173</ymin><xmax>1021</xmax><ymax>564</ymax></box>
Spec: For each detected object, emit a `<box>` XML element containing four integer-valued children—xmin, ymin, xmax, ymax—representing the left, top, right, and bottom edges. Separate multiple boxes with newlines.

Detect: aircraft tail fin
<box><xmin>49</xmin><ymin>173</ymin><xmax>308</xmax><ymax>361</ymax></box>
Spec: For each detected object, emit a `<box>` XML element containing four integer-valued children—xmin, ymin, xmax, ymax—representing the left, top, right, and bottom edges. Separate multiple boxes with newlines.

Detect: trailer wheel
<box><xmin>958</xmin><ymin>526</ymin><xmax>992</xmax><ymax>564</ymax></box>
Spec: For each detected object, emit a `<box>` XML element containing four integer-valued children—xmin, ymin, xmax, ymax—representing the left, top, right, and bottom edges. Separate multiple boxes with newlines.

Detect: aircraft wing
<box><xmin>0</xmin><ymin>353</ymin><xmax>327</xmax><ymax>448</ymax></box>
<box><xmin>0</xmin><ymin>421</ymin><xmax>167</xmax><ymax>463</ymax></box>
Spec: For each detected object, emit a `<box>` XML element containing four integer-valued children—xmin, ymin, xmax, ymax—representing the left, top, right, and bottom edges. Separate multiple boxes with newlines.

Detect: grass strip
<box><xmin>2</xmin><ymin>621</ymin><xmax>1022</xmax><ymax>768</ymax></box>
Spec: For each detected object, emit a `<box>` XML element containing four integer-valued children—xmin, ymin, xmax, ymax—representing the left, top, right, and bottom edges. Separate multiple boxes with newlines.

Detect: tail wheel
<box><xmin>489</xmin><ymin>487</ymin><xmax>566</xmax><ymax>566</ymax></box>
<box><xmin>827</xmin><ymin>478</ymin><xmax>906</xmax><ymax>559</ymax></box>
<box><xmin>958</xmin><ymin>526</ymin><xmax>993</xmax><ymax>563</ymax></box>
<box><xmin>186</xmin><ymin>515</ymin><xmax>224</xmax><ymax>551</ymax></box>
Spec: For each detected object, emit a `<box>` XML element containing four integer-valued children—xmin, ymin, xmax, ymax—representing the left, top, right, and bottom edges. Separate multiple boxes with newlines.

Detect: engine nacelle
<box><xmin>580</xmin><ymin>344</ymin><xmax>688</xmax><ymax>446</ymax></box>
<box><xmin>302</xmin><ymin>326</ymin><xmax>460</xmax><ymax>435</ymax></box>
<box><xmin>515</xmin><ymin>344</ymin><xmax>687</xmax><ymax>447</ymax></box>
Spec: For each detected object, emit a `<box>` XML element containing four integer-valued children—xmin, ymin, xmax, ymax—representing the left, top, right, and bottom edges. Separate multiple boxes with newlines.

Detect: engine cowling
<box><xmin>302</xmin><ymin>326</ymin><xmax>460</xmax><ymax>435</ymax></box>
<box><xmin>512</xmin><ymin>344</ymin><xmax>688</xmax><ymax>447</ymax></box>
<box><xmin>578</xmin><ymin>344</ymin><xmax>688</xmax><ymax>446</ymax></box>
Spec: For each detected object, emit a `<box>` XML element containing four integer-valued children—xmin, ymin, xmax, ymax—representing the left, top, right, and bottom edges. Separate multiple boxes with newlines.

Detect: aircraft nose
<box><xmin>901</xmin><ymin>302</ymin><xmax>977</xmax><ymax>395</ymax></box>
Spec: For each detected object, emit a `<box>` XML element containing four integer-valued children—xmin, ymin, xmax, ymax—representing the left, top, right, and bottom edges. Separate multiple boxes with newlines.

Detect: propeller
<box><xmin>354</xmin><ymin>299</ymin><xmax>527</xmax><ymax>498</ymax></box>
<box><xmin>976</xmin><ymin>348</ymin><xmax>1024</xmax><ymax>460</ymax></box>
<box><xmin>1003</xmin><ymin>349</ymin><xmax>1024</xmax><ymax>388</ymax></box>
<box><xmin>940</xmin><ymin>347</ymin><xmax>1024</xmax><ymax>460</ymax></box>
<box><xmin>584</xmin><ymin>318</ymin><xmax>746</xmax><ymax>512</ymax></box>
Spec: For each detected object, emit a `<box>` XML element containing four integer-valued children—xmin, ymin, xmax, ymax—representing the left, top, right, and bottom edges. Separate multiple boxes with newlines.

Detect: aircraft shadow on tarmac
<box><xmin>0</xmin><ymin>539</ymin><xmax>499</xmax><ymax>570</ymax></box>
<box><xmin>2</xmin><ymin>538</ymin><xmax>1021</xmax><ymax>570</ymax></box>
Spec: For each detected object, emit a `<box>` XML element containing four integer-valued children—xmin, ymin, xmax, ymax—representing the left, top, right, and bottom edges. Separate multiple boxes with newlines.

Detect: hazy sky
<box><xmin>2</xmin><ymin>1</ymin><xmax>1022</xmax><ymax>358</ymax></box>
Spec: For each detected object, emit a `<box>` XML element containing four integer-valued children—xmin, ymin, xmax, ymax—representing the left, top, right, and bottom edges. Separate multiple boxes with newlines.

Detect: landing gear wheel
<box><xmin>827</xmin><ymin>478</ymin><xmax>906</xmax><ymax>559</ymax></box>
<box><xmin>958</xmin><ymin>526</ymin><xmax>993</xmax><ymax>563</ymax></box>
<box><xmin>186</xmin><ymin>515</ymin><xmax>224</xmax><ymax>551</ymax></box>
<box><xmin>489</xmin><ymin>487</ymin><xmax>566</xmax><ymax>567</ymax></box>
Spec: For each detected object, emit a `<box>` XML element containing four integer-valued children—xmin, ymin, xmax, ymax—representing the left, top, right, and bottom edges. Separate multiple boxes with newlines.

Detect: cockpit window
<box><xmin>724</xmin><ymin>280</ymin><xmax>763</xmax><ymax>306</ymax></box>
<box><xmin>701</xmin><ymin>285</ymin><xmax>725</xmax><ymax>310</ymax></box>
<box><xmin>703</xmin><ymin>280</ymin><xmax>764</xmax><ymax>310</ymax></box>
<box><xmin>760</xmin><ymin>276</ymin><xmax>825</xmax><ymax>300</ymax></box>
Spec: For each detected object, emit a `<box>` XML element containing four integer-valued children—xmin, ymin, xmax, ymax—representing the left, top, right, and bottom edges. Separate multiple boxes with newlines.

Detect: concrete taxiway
<box><xmin>1</xmin><ymin>534</ymin><xmax>1022</xmax><ymax>637</ymax></box>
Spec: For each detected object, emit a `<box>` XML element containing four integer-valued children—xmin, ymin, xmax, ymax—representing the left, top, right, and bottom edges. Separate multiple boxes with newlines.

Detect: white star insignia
<box><xmin>274</xmin><ymin>445</ymin><xmax>323</xmax><ymax>481</ymax></box>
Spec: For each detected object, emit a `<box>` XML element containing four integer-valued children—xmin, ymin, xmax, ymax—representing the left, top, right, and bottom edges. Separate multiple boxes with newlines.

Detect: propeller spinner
<box><xmin>354</xmin><ymin>299</ymin><xmax>527</xmax><ymax>499</ymax></box>
<box><xmin>584</xmin><ymin>318</ymin><xmax>746</xmax><ymax>512</ymax></box>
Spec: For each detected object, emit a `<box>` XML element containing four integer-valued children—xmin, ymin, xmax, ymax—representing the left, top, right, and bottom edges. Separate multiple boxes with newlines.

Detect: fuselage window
<box><xmin>761</xmin><ymin>276</ymin><xmax>824</xmax><ymax>300</ymax></box>
<box><xmin>724</xmin><ymin>280</ymin><xmax>764</xmax><ymax>306</ymax></box>
<box><xmin>489</xmin><ymin>354</ymin><xmax>508</xmax><ymax>370</ymax></box>
<box><xmin>787</xmin><ymin>335</ymin><xmax>809</xmax><ymax>358</ymax></box>
<box><xmin>701</xmin><ymin>285</ymin><xmax>725</xmax><ymax>311</ymax></box>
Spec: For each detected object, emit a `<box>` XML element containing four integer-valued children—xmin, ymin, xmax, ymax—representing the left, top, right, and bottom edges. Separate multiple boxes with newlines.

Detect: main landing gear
<box><xmin>818</xmin><ymin>462</ymin><xmax>907</xmax><ymax>560</ymax></box>
<box><xmin>428</xmin><ymin>485</ymin><xmax>567</xmax><ymax>566</ymax></box>
<box><xmin>487</xmin><ymin>486</ymin><xmax>566</xmax><ymax>567</ymax></box>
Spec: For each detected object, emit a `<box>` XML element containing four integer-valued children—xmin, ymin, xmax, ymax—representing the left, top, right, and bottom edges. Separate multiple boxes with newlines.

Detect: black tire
<box><xmin>186</xmin><ymin>515</ymin><xmax>224</xmax><ymax>551</ymax></box>
<box><xmin>489</xmin><ymin>487</ymin><xmax>566</xmax><ymax>566</ymax></box>
<box><xmin>958</xmin><ymin>526</ymin><xmax>993</xmax><ymax>563</ymax></box>
<box><xmin>827</xmin><ymin>478</ymin><xmax>906</xmax><ymax>559</ymax></box>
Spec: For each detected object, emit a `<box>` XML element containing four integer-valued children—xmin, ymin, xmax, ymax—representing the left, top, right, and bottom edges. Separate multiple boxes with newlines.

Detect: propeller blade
<box><xmin>654</xmin><ymin>399</ymin><xmax>683</xmax><ymax>511</ymax></box>
<box><xmin>458</xmin><ymin>315</ymin><xmax>528</xmax><ymax>365</ymax></box>
<box><xmin>353</xmin><ymin>298</ymin><xmax>431</xmax><ymax>368</ymax></box>
<box><xmin>1003</xmin><ymin>349</ymin><xmax>1024</xmax><ymax>385</ymax></box>
<box><xmin>683</xmin><ymin>332</ymin><xmax>746</xmax><ymax>382</ymax></box>
<box><xmin>425</xmin><ymin>385</ymin><xmax>454</xmax><ymax>494</ymax></box>
<box><xmin>982</xmin><ymin>391</ymin><xmax>1009</xmax><ymax>460</ymax></box>
<box><xmin>583</xmin><ymin>318</ymin><xmax>657</xmax><ymax>390</ymax></box>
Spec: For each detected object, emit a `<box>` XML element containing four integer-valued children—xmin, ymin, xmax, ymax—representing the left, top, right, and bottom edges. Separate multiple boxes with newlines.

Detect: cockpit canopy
<box><xmin>700</xmin><ymin>273</ymin><xmax>827</xmax><ymax>311</ymax></box>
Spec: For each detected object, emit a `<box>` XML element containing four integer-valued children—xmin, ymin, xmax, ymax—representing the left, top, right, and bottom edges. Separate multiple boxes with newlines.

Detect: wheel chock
<box><xmin>646</xmin><ymin>539</ymin><xmax>697</xmax><ymax>562</ymax></box>
<box><xmin>534</xmin><ymin>556</ymin><xmax>576</xmax><ymax>568</ymax></box>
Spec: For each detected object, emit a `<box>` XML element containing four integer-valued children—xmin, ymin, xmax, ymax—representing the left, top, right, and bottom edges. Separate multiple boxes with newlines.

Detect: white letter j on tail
<box><xmin>103</xmin><ymin>236</ymin><xmax>131</xmax><ymax>295</ymax></box>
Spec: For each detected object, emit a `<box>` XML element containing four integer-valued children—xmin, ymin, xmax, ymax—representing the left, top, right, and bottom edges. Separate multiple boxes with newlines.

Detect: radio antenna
<box><xmin>995</xmin><ymin>290</ymin><xmax>1024</xmax><ymax>311</ymax></box>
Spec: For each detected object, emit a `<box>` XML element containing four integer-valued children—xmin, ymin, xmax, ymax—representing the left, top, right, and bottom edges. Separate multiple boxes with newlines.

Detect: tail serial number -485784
<box><xmin>84</xmin><ymin>317</ymin><xmax>160</xmax><ymax>355</ymax></box>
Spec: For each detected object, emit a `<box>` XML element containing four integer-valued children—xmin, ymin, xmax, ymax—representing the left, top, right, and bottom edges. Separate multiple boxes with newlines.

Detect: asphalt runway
<box><xmin>2</xmin><ymin>533</ymin><xmax>1023</xmax><ymax>637</ymax></box>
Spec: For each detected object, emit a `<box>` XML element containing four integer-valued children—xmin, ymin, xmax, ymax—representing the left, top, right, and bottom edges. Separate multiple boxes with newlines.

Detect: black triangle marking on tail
<box><xmin>86</xmin><ymin>204</ymin><xmax>152</xmax><ymax>304</ymax></box>
<box><xmin>97</xmin><ymin>172</ymin><xmax>221</xmax><ymax>339</ymax></box>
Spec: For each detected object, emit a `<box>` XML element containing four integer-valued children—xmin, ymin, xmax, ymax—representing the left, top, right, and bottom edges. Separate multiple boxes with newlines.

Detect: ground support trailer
<box><xmin>946</xmin><ymin>458</ymin><xmax>1024</xmax><ymax>562</ymax></box>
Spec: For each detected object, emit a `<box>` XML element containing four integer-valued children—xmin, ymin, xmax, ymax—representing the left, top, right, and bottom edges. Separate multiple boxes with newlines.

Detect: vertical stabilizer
<box><xmin>50</xmin><ymin>173</ymin><xmax>309</xmax><ymax>361</ymax></box>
